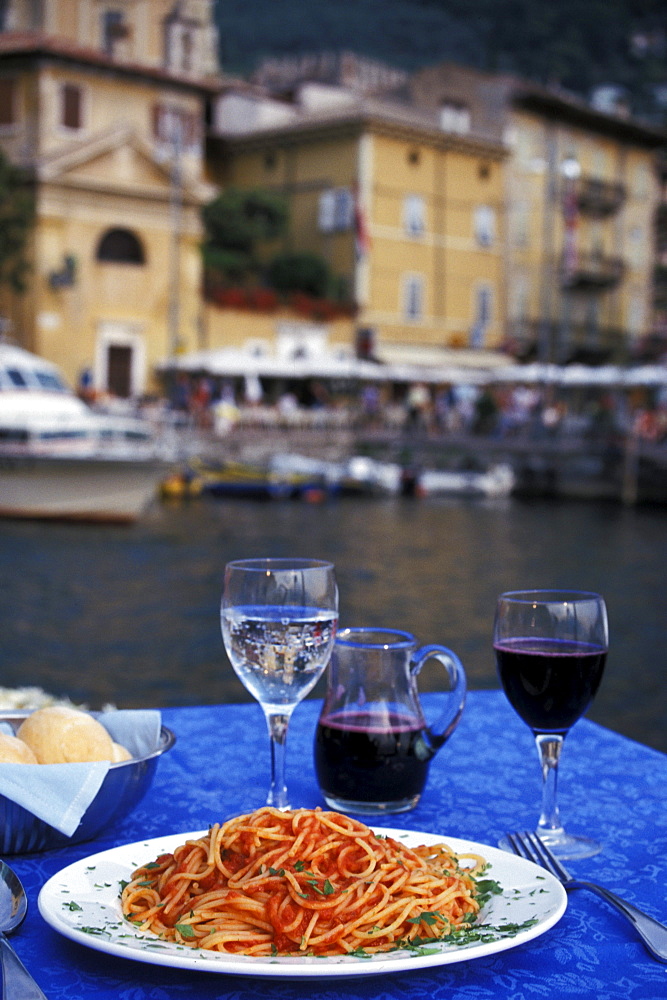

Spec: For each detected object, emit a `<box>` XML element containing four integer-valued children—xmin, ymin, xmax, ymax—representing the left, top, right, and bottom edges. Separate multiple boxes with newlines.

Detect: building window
<box><xmin>0</xmin><ymin>77</ymin><xmax>17</xmax><ymax>127</ymax></box>
<box><xmin>403</xmin><ymin>273</ymin><xmax>425</xmax><ymax>321</ymax></box>
<box><xmin>440</xmin><ymin>102</ymin><xmax>470</xmax><ymax>134</ymax></box>
<box><xmin>181</xmin><ymin>29</ymin><xmax>194</xmax><ymax>73</ymax></box>
<box><xmin>61</xmin><ymin>84</ymin><xmax>83</xmax><ymax>130</ymax></box>
<box><xmin>474</xmin><ymin>205</ymin><xmax>495</xmax><ymax>247</ymax></box>
<box><xmin>318</xmin><ymin>188</ymin><xmax>354</xmax><ymax>233</ymax></box>
<box><xmin>403</xmin><ymin>195</ymin><xmax>425</xmax><ymax>237</ymax></box>
<box><xmin>165</xmin><ymin>19</ymin><xmax>197</xmax><ymax>74</ymax></box>
<box><xmin>152</xmin><ymin>102</ymin><xmax>200</xmax><ymax>152</ymax></box>
<box><xmin>102</xmin><ymin>9</ymin><xmax>131</xmax><ymax>57</ymax></box>
<box><xmin>96</xmin><ymin>228</ymin><xmax>145</xmax><ymax>265</ymax></box>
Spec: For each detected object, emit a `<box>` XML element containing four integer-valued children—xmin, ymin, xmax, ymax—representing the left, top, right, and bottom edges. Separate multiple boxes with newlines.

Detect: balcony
<box><xmin>573</xmin><ymin>176</ymin><xmax>626</xmax><ymax>217</ymax></box>
<box><xmin>560</xmin><ymin>250</ymin><xmax>625</xmax><ymax>290</ymax></box>
<box><xmin>505</xmin><ymin>319</ymin><xmax>628</xmax><ymax>365</ymax></box>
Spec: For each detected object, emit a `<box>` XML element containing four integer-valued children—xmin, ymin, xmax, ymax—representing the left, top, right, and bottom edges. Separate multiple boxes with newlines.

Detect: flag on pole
<box><xmin>354</xmin><ymin>188</ymin><xmax>371</xmax><ymax>259</ymax></box>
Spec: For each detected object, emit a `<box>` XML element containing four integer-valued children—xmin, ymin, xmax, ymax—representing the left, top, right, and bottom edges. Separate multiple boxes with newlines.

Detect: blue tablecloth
<box><xmin>8</xmin><ymin>692</ymin><xmax>667</xmax><ymax>1000</ymax></box>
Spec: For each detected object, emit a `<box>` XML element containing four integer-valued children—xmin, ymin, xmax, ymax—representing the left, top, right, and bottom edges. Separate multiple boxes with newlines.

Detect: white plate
<box><xmin>38</xmin><ymin>827</ymin><xmax>567</xmax><ymax>979</ymax></box>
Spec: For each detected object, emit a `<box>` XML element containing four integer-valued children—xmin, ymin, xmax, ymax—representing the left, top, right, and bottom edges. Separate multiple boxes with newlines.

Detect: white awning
<box><xmin>623</xmin><ymin>364</ymin><xmax>667</xmax><ymax>387</ymax></box>
<box><xmin>375</xmin><ymin>343</ymin><xmax>511</xmax><ymax>370</ymax></box>
<box><xmin>157</xmin><ymin>349</ymin><xmax>667</xmax><ymax>389</ymax></box>
<box><xmin>157</xmin><ymin>348</ymin><xmax>390</xmax><ymax>382</ymax></box>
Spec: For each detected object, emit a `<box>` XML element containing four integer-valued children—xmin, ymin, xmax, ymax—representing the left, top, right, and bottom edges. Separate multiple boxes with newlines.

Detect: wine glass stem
<box><xmin>535</xmin><ymin>733</ymin><xmax>565</xmax><ymax>836</ymax></box>
<box><xmin>264</xmin><ymin>709</ymin><xmax>294</xmax><ymax>810</ymax></box>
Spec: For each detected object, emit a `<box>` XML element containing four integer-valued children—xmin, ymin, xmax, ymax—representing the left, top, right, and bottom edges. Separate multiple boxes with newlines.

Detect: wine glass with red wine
<box><xmin>494</xmin><ymin>590</ymin><xmax>608</xmax><ymax>859</ymax></box>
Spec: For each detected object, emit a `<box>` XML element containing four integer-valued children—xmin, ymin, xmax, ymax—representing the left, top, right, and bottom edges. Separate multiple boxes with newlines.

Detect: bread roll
<box><xmin>17</xmin><ymin>706</ymin><xmax>115</xmax><ymax>764</ymax></box>
<box><xmin>0</xmin><ymin>733</ymin><xmax>38</xmax><ymax>764</ymax></box>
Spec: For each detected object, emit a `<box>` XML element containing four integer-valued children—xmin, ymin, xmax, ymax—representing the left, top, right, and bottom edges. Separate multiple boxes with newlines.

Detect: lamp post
<box><xmin>168</xmin><ymin>126</ymin><xmax>183</xmax><ymax>360</ymax></box>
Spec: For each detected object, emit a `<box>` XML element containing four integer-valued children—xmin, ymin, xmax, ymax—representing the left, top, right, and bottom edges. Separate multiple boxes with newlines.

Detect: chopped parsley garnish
<box><xmin>175</xmin><ymin>923</ymin><xmax>195</xmax><ymax>939</ymax></box>
<box><xmin>407</xmin><ymin>911</ymin><xmax>447</xmax><ymax>927</ymax></box>
<box><xmin>474</xmin><ymin>878</ymin><xmax>504</xmax><ymax>908</ymax></box>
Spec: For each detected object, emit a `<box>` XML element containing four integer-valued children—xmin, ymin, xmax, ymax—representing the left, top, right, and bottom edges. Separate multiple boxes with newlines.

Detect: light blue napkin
<box><xmin>0</xmin><ymin>710</ymin><xmax>162</xmax><ymax>837</ymax></box>
<box><xmin>92</xmin><ymin>709</ymin><xmax>162</xmax><ymax>759</ymax></box>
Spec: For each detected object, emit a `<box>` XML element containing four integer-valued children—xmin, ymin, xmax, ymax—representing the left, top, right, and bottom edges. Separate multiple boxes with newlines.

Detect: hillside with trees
<box><xmin>216</xmin><ymin>0</ymin><xmax>667</xmax><ymax>124</ymax></box>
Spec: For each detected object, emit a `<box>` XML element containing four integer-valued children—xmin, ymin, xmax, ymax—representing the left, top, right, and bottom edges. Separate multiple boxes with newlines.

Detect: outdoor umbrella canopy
<box><xmin>158</xmin><ymin>348</ymin><xmax>493</xmax><ymax>386</ymax></box>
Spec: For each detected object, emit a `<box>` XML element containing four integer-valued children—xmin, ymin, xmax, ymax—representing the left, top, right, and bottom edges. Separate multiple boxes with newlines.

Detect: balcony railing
<box><xmin>569</xmin><ymin>176</ymin><xmax>626</xmax><ymax>217</ymax></box>
<box><xmin>560</xmin><ymin>251</ymin><xmax>625</xmax><ymax>290</ymax></box>
<box><xmin>506</xmin><ymin>319</ymin><xmax>628</xmax><ymax>365</ymax></box>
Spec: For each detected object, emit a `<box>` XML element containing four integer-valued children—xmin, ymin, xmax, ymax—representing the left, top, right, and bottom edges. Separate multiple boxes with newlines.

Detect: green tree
<box><xmin>266</xmin><ymin>251</ymin><xmax>333</xmax><ymax>298</ymax></box>
<box><xmin>0</xmin><ymin>150</ymin><xmax>34</xmax><ymax>293</ymax></box>
<box><xmin>201</xmin><ymin>187</ymin><xmax>288</xmax><ymax>284</ymax></box>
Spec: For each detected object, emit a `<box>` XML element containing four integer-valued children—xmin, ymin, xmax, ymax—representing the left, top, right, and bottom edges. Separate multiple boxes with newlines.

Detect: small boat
<box><xmin>269</xmin><ymin>453</ymin><xmax>401</xmax><ymax>497</ymax></box>
<box><xmin>162</xmin><ymin>457</ymin><xmax>330</xmax><ymax>501</ymax></box>
<box><xmin>0</xmin><ymin>343</ymin><xmax>174</xmax><ymax>523</ymax></box>
<box><xmin>418</xmin><ymin>463</ymin><xmax>516</xmax><ymax>498</ymax></box>
<box><xmin>269</xmin><ymin>453</ymin><xmax>515</xmax><ymax>499</ymax></box>
<box><xmin>165</xmin><ymin>452</ymin><xmax>516</xmax><ymax>503</ymax></box>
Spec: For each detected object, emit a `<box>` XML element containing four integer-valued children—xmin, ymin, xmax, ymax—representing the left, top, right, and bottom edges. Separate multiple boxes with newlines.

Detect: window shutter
<box><xmin>62</xmin><ymin>84</ymin><xmax>82</xmax><ymax>129</ymax></box>
<box><xmin>0</xmin><ymin>78</ymin><xmax>16</xmax><ymax>126</ymax></box>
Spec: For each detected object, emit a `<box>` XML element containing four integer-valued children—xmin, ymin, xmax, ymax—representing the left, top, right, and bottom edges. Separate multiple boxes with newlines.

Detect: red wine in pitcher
<box><xmin>314</xmin><ymin>710</ymin><xmax>432</xmax><ymax>806</ymax></box>
<box><xmin>494</xmin><ymin>637</ymin><xmax>607</xmax><ymax>734</ymax></box>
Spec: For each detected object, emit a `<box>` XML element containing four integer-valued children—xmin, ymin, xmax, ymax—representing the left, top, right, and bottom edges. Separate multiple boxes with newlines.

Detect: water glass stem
<box><xmin>264</xmin><ymin>709</ymin><xmax>294</xmax><ymax>810</ymax></box>
<box><xmin>535</xmin><ymin>733</ymin><xmax>565</xmax><ymax>838</ymax></box>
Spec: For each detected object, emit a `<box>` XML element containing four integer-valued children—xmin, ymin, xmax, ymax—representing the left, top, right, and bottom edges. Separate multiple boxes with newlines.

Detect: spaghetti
<box><xmin>121</xmin><ymin>807</ymin><xmax>488</xmax><ymax>957</ymax></box>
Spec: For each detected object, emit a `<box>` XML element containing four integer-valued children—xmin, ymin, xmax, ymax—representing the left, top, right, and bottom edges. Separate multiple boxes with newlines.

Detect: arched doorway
<box><xmin>96</xmin><ymin>227</ymin><xmax>145</xmax><ymax>264</ymax></box>
<box><xmin>94</xmin><ymin>228</ymin><xmax>147</xmax><ymax>397</ymax></box>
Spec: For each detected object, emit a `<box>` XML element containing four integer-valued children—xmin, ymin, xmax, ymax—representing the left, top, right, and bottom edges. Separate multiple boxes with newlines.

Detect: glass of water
<box><xmin>221</xmin><ymin>558</ymin><xmax>338</xmax><ymax>810</ymax></box>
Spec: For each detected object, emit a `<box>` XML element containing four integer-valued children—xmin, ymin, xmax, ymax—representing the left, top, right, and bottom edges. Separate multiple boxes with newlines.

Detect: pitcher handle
<box><xmin>410</xmin><ymin>645</ymin><xmax>467</xmax><ymax>750</ymax></box>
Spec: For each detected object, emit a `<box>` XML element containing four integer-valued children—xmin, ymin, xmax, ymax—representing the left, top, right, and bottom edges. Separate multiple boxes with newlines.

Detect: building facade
<box><xmin>209</xmin><ymin>52</ymin><xmax>664</xmax><ymax>371</ymax></box>
<box><xmin>409</xmin><ymin>63</ymin><xmax>665</xmax><ymax>364</ymax></box>
<box><xmin>0</xmin><ymin>0</ymin><xmax>219</xmax><ymax>395</ymax></box>
<box><xmin>207</xmin><ymin>71</ymin><xmax>508</xmax><ymax>369</ymax></box>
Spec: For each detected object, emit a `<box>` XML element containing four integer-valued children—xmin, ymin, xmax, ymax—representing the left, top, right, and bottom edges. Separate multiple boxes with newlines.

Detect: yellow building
<box><xmin>0</xmin><ymin>0</ymin><xmax>219</xmax><ymax>395</ymax></box>
<box><xmin>209</xmin><ymin>51</ymin><xmax>665</xmax><ymax>370</ymax></box>
<box><xmin>409</xmin><ymin>63</ymin><xmax>666</xmax><ymax>364</ymax></box>
<box><xmin>207</xmin><ymin>61</ymin><xmax>508</xmax><ymax>370</ymax></box>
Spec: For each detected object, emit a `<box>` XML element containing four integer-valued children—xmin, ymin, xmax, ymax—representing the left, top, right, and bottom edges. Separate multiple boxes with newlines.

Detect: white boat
<box><xmin>268</xmin><ymin>452</ymin><xmax>515</xmax><ymax>499</ymax></box>
<box><xmin>418</xmin><ymin>463</ymin><xmax>516</xmax><ymax>498</ymax></box>
<box><xmin>0</xmin><ymin>343</ymin><xmax>173</xmax><ymax>523</ymax></box>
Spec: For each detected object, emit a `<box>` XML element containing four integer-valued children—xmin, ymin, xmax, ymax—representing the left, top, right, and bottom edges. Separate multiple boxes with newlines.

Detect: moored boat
<box><xmin>159</xmin><ymin>451</ymin><xmax>515</xmax><ymax>503</ymax></box>
<box><xmin>0</xmin><ymin>343</ymin><xmax>173</xmax><ymax>523</ymax></box>
<box><xmin>161</xmin><ymin>456</ymin><xmax>329</xmax><ymax>501</ymax></box>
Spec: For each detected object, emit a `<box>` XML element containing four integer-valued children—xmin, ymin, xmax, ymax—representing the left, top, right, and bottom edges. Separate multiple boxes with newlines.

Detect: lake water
<box><xmin>0</xmin><ymin>492</ymin><xmax>665</xmax><ymax>753</ymax></box>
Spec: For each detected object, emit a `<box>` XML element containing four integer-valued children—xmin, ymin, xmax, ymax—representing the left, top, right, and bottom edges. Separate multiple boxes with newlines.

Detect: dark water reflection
<box><xmin>0</xmin><ymin>494</ymin><xmax>665</xmax><ymax>752</ymax></box>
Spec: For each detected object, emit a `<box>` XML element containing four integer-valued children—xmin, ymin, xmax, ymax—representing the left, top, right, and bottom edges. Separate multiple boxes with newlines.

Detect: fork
<box><xmin>505</xmin><ymin>830</ymin><xmax>667</xmax><ymax>963</ymax></box>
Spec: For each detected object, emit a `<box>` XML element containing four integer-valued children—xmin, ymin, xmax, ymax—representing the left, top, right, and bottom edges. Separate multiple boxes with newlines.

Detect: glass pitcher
<box><xmin>314</xmin><ymin>627</ymin><xmax>467</xmax><ymax>814</ymax></box>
